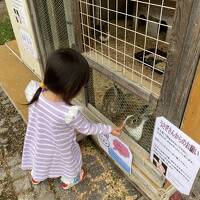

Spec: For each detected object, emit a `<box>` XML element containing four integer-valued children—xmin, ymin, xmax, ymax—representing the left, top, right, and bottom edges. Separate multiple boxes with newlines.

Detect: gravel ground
<box><xmin>0</xmin><ymin>86</ymin><xmax>147</xmax><ymax>200</ymax></box>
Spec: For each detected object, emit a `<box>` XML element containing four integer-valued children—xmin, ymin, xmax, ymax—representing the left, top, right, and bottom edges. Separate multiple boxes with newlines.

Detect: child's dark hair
<box><xmin>28</xmin><ymin>48</ymin><xmax>90</xmax><ymax>105</ymax></box>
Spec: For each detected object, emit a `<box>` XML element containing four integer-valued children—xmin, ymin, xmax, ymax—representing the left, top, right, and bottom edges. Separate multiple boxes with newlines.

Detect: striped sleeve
<box><xmin>68</xmin><ymin>111</ymin><xmax>112</xmax><ymax>136</ymax></box>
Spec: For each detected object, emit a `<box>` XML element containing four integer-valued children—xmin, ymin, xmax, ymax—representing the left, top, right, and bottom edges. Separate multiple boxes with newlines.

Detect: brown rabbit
<box><xmin>101</xmin><ymin>84</ymin><xmax>126</xmax><ymax>124</ymax></box>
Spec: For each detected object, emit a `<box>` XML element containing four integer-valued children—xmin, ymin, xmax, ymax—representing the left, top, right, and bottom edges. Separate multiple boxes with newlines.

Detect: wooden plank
<box><xmin>157</xmin><ymin>0</ymin><xmax>200</xmax><ymax>127</ymax></box>
<box><xmin>86</xmin><ymin>104</ymin><xmax>166</xmax><ymax>188</ymax></box>
<box><xmin>84</xmin><ymin>54</ymin><xmax>158</xmax><ymax>106</ymax></box>
<box><xmin>71</xmin><ymin>98</ymin><xmax>175</xmax><ymax>199</ymax></box>
<box><xmin>181</xmin><ymin>61</ymin><xmax>200</xmax><ymax>143</ymax></box>
<box><xmin>26</xmin><ymin>0</ymin><xmax>47</xmax><ymax>75</ymax></box>
<box><xmin>79</xmin><ymin>104</ymin><xmax>174</xmax><ymax>199</ymax></box>
<box><xmin>63</xmin><ymin>0</ymin><xmax>76</xmax><ymax>49</ymax></box>
<box><xmin>70</xmin><ymin>0</ymin><xmax>83</xmax><ymax>51</ymax></box>
<box><xmin>46</xmin><ymin>0</ymin><xmax>60</xmax><ymax>49</ymax></box>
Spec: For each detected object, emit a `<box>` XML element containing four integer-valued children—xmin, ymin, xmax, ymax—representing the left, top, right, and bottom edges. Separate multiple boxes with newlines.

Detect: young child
<box><xmin>21</xmin><ymin>48</ymin><xmax>122</xmax><ymax>189</ymax></box>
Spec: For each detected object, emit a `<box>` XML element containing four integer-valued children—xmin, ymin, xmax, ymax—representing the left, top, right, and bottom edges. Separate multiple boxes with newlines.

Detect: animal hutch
<box><xmin>5</xmin><ymin>0</ymin><xmax>200</xmax><ymax>199</ymax></box>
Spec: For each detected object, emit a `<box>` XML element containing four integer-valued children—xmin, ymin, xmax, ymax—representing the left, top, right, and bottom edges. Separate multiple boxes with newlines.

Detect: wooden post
<box><xmin>157</xmin><ymin>0</ymin><xmax>200</xmax><ymax>127</ymax></box>
<box><xmin>27</xmin><ymin>0</ymin><xmax>48</xmax><ymax>74</ymax></box>
<box><xmin>46</xmin><ymin>0</ymin><xmax>61</xmax><ymax>49</ymax></box>
<box><xmin>70</xmin><ymin>0</ymin><xmax>83</xmax><ymax>51</ymax></box>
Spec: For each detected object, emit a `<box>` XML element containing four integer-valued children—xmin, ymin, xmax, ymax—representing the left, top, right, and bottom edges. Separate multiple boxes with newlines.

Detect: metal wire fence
<box><xmin>79</xmin><ymin>0</ymin><xmax>176</xmax><ymax>97</ymax></box>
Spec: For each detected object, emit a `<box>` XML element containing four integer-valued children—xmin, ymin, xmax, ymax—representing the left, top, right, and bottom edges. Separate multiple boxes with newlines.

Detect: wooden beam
<box><xmin>157</xmin><ymin>0</ymin><xmax>200</xmax><ymax>127</ymax></box>
<box><xmin>181</xmin><ymin>60</ymin><xmax>200</xmax><ymax>143</ymax></box>
<box><xmin>27</xmin><ymin>0</ymin><xmax>48</xmax><ymax>74</ymax></box>
<box><xmin>84</xmin><ymin>54</ymin><xmax>158</xmax><ymax>106</ymax></box>
<box><xmin>46</xmin><ymin>0</ymin><xmax>60</xmax><ymax>49</ymax></box>
<box><xmin>70</xmin><ymin>0</ymin><xmax>83</xmax><ymax>52</ymax></box>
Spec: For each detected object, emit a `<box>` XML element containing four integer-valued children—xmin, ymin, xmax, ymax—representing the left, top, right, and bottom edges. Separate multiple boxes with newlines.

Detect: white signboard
<box><xmin>20</xmin><ymin>29</ymin><xmax>37</xmax><ymax>59</ymax></box>
<box><xmin>98</xmin><ymin>134</ymin><xmax>132</xmax><ymax>174</ymax></box>
<box><xmin>150</xmin><ymin>116</ymin><xmax>200</xmax><ymax>195</ymax></box>
<box><xmin>12</xmin><ymin>0</ymin><xmax>27</xmax><ymax>28</ymax></box>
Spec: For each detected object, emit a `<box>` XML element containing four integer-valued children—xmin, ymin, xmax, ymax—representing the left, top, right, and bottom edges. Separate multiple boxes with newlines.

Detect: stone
<box><xmin>88</xmin><ymin>163</ymin><xmax>104</xmax><ymax>178</ymax></box>
<box><xmin>0</xmin><ymin>168</ymin><xmax>6</xmax><ymax>181</ymax></box>
<box><xmin>10</xmin><ymin>116</ymin><xmax>21</xmax><ymax>123</ymax></box>
<box><xmin>33</xmin><ymin>182</ymin><xmax>51</xmax><ymax>195</ymax></box>
<box><xmin>1</xmin><ymin>99</ymin><xmax>9</xmax><ymax>105</ymax></box>
<box><xmin>0</xmin><ymin>183</ymin><xmax>4</xmax><ymax>196</ymax></box>
<box><xmin>55</xmin><ymin>188</ymin><xmax>76</xmax><ymax>200</ymax></box>
<box><xmin>37</xmin><ymin>191</ymin><xmax>55</xmax><ymax>200</ymax></box>
<box><xmin>0</xmin><ymin>119</ymin><xmax>5</xmax><ymax>126</ymax></box>
<box><xmin>18</xmin><ymin>192</ymin><xmax>35</xmax><ymax>200</ymax></box>
<box><xmin>87</xmin><ymin>191</ymin><xmax>102</xmax><ymax>200</ymax></box>
<box><xmin>33</xmin><ymin>182</ymin><xmax>55</xmax><ymax>200</ymax></box>
<box><xmin>6</xmin><ymin>153</ymin><xmax>21</xmax><ymax>168</ymax></box>
<box><xmin>0</xmin><ymin>137</ymin><xmax>8</xmax><ymax>144</ymax></box>
<box><xmin>0</xmin><ymin>128</ymin><xmax>8</xmax><ymax>134</ymax></box>
<box><xmin>13</xmin><ymin>176</ymin><xmax>31</xmax><ymax>194</ymax></box>
<box><xmin>126</xmin><ymin>195</ymin><xmax>138</xmax><ymax>200</ymax></box>
<box><xmin>10</xmin><ymin>165</ymin><xmax>28</xmax><ymax>180</ymax></box>
<box><xmin>75</xmin><ymin>177</ymin><xmax>91</xmax><ymax>193</ymax></box>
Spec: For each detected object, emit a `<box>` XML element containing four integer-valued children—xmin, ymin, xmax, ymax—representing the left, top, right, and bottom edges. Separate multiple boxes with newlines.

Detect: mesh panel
<box><xmin>88</xmin><ymin>69</ymin><xmax>156</xmax><ymax>152</ymax></box>
<box><xmin>33</xmin><ymin>0</ymin><xmax>69</xmax><ymax>58</ymax></box>
<box><xmin>79</xmin><ymin>0</ymin><xmax>176</xmax><ymax>97</ymax></box>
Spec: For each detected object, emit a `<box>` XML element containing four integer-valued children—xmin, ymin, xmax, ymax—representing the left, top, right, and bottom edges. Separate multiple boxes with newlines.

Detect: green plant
<box><xmin>0</xmin><ymin>17</ymin><xmax>15</xmax><ymax>45</ymax></box>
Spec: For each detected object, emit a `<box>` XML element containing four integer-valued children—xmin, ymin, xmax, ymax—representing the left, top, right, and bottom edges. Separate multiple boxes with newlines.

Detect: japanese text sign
<box><xmin>150</xmin><ymin>117</ymin><xmax>200</xmax><ymax>195</ymax></box>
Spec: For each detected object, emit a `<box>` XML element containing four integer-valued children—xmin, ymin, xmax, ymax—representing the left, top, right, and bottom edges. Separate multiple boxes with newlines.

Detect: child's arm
<box><xmin>68</xmin><ymin>109</ymin><xmax>122</xmax><ymax>136</ymax></box>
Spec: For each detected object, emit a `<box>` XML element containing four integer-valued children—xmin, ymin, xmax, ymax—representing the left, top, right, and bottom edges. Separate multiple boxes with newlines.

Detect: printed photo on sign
<box><xmin>98</xmin><ymin>134</ymin><xmax>132</xmax><ymax>174</ymax></box>
<box><xmin>150</xmin><ymin>116</ymin><xmax>200</xmax><ymax>195</ymax></box>
<box><xmin>152</xmin><ymin>154</ymin><xmax>167</xmax><ymax>176</ymax></box>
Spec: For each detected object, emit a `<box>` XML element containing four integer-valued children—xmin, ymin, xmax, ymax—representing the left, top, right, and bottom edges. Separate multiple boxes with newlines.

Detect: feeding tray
<box><xmin>134</xmin><ymin>48</ymin><xmax>167</xmax><ymax>74</ymax></box>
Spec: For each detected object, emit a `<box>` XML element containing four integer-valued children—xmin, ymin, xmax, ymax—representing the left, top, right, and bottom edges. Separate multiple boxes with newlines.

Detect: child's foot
<box><xmin>31</xmin><ymin>178</ymin><xmax>40</xmax><ymax>185</ymax></box>
<box><xmin>60</xmin><ymin>169</ymin><xmax>87</xmax><ymax>190</ymax></box>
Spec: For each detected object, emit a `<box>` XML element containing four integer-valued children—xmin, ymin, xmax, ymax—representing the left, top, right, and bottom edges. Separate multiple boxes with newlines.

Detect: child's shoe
<box><xmin>31</xmin><ymin>178</ymin><xmax>40</xmax><ymax>185</ymax></box>
<box><xmin>60</xmin><ymin>169</ymin><xmax>87</xmax><ymax>190</ymax></box>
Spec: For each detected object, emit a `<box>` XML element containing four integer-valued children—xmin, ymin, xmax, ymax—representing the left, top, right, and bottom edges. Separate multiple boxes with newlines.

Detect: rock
<box><xmin>0</xmin><ymin>168</ymin><xmax>6</xmax><ymax>181</ymax></box>
<box><xmin>0</xmin><ymin>128</ymin><xmax>8</xmax><ymax>134</ymax></box>
<box><xmin>13</xmin><ymin>176</ymin><xmax>31</xmax><ymax>194</ymax></box>
<box><xmin>33</xmin><ymin>182</ymin><xmax>55</xmax><ymax>200</ymax></box>
<box><xmin>0</xmin><ymin>137</ymin><xmax>8</xmax><ymax>144</ymax></box>
<box><xmin>38</xmin><ymin>191</ymin><xmax>55</xmax><ymax>200</ymax></box>
<box><xmin>17</xmin><ymin>192</ymin><xmax>35</xmax><ymax>200</ymax></box>
<box><xmin>6</xmin><ymin>153</ymin><xmax>21</xmax><ymax>168</ymax></box>
<box><xmin>0</xmin><ymin>119</ymin><xmax>5</xmax><ymax>126</ymax></box>
<box><xmin>1</xmin><ymin>99</ymin><xmax>9</xmax><ymax>105</ymax></box>
<box><xmin>10</xmin><ymin>116</ymin><xmax>21</xmax><ymax>123</ymax></box>
<box><xmin>10</xmin><ymin>165</ymin><xmax>28</xmax><ymax>180</ymax></box>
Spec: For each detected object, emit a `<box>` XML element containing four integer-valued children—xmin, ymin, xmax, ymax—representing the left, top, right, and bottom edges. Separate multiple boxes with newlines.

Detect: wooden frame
<box><xmin>27</xmin><ymin>0</ymin><xmax>47</xmax><ymax>76</ymax></box>
<box><xmin>157</xmin><ymin>0</ymin><xmax>200</xmax><ymax>127</ymax></box>
<box><xmin>72</xmin><ymin>98</ymin><xmax>176</xmax><ymax>200</ymax></box>
<box><xmin>27</xmin><ymin>0</ymin><xmax>200</xmax><ymax>198</ymax></box>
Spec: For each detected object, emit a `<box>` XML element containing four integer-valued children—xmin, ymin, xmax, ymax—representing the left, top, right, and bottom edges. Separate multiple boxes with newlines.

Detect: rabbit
<box><xmin>138</xmin><ymin>113</ymin><xmax>156</xmax><ymax>152</ymax></box>
<box><xmin>93</xmin><ymin>0</ymin><xmax>134</xmax><ymax>42</ymax></box>
<box><xmin>122</xmin><ymin>95</ymin><xmax>156</xmax><ymax>152</ymax></box>
<box><xmin>101</xmin><ymin>84</ymin><xmax>126</xmax><ymax>124</ymax></box>
<box><xmin>124</xmin><ymin>104</ymin><xmax>149</xmax><ymax>141</ymax></box>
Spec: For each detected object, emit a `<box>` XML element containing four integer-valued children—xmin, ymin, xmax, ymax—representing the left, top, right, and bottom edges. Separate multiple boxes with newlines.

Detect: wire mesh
<box><xmin>79</xmin><ymin>0</ymin><xmax>176</xmax><ymax>97</ymax></box>
<box><xmin>33</xmin><ymin>0</ymin><xmax>69</xmax><ymax>58</ymax></box>
<box><xmin>88</xmin><ymin>69</ymin><xmax>156</xmax><ymax>152</ymax></box>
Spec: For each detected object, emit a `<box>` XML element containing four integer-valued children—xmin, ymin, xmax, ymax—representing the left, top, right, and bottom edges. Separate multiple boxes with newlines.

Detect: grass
<box><xmin>0</xmin><ymin>16</ymin><xmax>15</xmax><ymax>45</ymax></box>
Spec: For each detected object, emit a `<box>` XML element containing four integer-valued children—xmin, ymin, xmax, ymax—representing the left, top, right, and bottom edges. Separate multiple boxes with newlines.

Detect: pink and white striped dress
<box><xmin>21</xmin><ymin>83</ymin><xmax>111</xmax><ymax>181</ymax></box>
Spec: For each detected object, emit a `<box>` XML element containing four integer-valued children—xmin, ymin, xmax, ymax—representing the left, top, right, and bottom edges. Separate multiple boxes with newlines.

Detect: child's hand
<box><xmin>111</xmin><ymin>125</ymin><xmax>123</xmax><ymax>136</ymax></box>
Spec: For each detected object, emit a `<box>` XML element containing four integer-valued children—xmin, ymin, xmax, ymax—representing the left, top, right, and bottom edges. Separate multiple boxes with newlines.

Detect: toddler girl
<box><xmin>21</xmin><ymin>48</ymin><xmax>122</xmax><ymax>189</ymax></box>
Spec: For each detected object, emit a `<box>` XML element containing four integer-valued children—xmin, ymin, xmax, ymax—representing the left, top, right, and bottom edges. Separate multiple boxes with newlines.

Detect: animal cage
<box><xmin>80</xmin><ymin>0</ymin><xmax>176</xmax><ymax>153</ymax></box>
<box><xmin>8</xmin><ymin>0</ymin><xmax>200</xmax><ymax>199</ymax></box>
